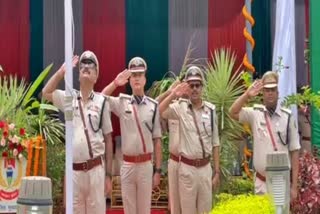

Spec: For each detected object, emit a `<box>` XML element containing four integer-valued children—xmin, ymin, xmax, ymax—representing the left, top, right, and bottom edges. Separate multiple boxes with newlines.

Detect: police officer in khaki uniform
<box><xmin>229</xmin><ymin>71</ymin><xmax>300</xmax><ymax>200</ymax></box>
<box><xmin>42</xmin><ymin>51</ymin><xmax>113</xmax><ymax>214</ymax></box>
<box><xmin>102</xmin><ymin>57</ymin><xmax>162</xmax><ymax>214</ymax></box>
<box><xmin>159</xmin><ymin>66</ymin><xmax>220</xmax><ymax>214</ymax></box>
<box><xmin>298</xmin><ymin>104</ymin><xmax>311</xmax><ymax>152</ymax></box>
<box><xmin>156</xmin><ymin>80</ymin><xmax>182</xmax><ymax>214</ymax></box>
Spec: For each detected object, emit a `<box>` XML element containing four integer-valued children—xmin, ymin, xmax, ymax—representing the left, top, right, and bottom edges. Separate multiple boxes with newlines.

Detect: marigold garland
<box><xmin>42</xmin><ymin>139</ymin><xmax>47</xmax><ymax>176</ymax></box>
<box><xmin>243</xmin><ymin>145</ymin><xmax>253</xmax><ymax>179</ymax></box>
<box><xmin>26</xmin><ymin>139</ymin><xmax>33</xmax><ymax>176</ymax></box>
<box><xmin>33</xmin><ymin>136</ymin><xmax>41</xmax><ymax>176</ymax></box>
<box><xmin>26</xmin><ymin>136</ymin><xmax>47</xmax><ymax>176</ymax></box>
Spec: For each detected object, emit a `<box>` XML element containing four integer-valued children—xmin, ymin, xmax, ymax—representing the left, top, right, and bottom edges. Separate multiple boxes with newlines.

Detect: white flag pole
<box><xmin>64</xmin><ymin>0</ymin><xmax>73</xmax><ymax>213</ymax></box>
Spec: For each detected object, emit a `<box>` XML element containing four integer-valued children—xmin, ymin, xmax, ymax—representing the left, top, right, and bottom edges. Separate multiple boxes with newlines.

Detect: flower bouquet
<box><xmin>0</xmin><ymin>120</ymin><xmax>28</xmax><ymax>160</ymax></box>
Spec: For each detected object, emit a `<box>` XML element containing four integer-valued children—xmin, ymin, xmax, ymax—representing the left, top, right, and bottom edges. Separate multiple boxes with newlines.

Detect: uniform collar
<box><xmin>78</xmin><ymin>90</ymin><xmax>95</xmax><ymax>100</ymax></box>
<box><xmin>264</xmin><ymin>104</ymin><xmax>281</xmax><ymax>117</ymax></box>
<box><xmin>274</xmin><ymin>104</ymin><xmax>282</xmax><ymax>117</ymax></box>
<box><xmin>188</xmin><ymin>99</ymin><xmax>205</xmax><ymax>109</ymax></box>
<box><xmin>130</xmin><ymin>95</ymin><xmax>147</xmax><ymax>105</ymax></box>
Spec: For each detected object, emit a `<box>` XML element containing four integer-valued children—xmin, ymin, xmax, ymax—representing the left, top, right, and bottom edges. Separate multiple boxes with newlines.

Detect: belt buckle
<box><xmin>82</xmin><ymin>162</ymin><xmax>88</xmax><ymax>172</ymax></box>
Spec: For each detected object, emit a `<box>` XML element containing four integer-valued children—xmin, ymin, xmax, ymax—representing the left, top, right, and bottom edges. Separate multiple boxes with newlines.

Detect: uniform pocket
<box><xmin>276</xmin><ymin>127</ymin><xmax>287</xmax><ymax>145</ymax></box>
<box><xmin>168</xmin><ymin>120</ymin><xmax>179</xmax><ymax>133</ymax></box>
<box><xmin>202</xmin><ymin>121</ymin><xmax>212</xmax><ymax>137</ymax></box>
<box><xmin>88</xmin><ymin>110</ymin><xmax>100</xmax><ymax>132</ymax></box>
<box><xmin>257</xmin><ymin>121</ymin><xmax>268</xmax><ymax>141</ymax></box>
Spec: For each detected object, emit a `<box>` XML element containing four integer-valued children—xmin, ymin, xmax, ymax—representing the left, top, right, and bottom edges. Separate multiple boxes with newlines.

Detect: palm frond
<box><xmin>204</xmin><ymin>48</ymin><xmax>246</xmax><ymax>177</ymax></box>
<box><xmin>22</xmin><ymin>63</ymin><xmax>53</xmax><ymax>107</ymax></box>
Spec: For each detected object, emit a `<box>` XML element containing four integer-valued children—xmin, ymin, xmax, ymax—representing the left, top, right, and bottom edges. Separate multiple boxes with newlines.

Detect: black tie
<box><xmin>266</xmin><ymin>106</ymin><xmax>275</xmax><ymax>117</ymax></box>
<box><xmin>134</xmin><ymin>95</ymin><xmax>143</xmax><ymax>104</ymax></box>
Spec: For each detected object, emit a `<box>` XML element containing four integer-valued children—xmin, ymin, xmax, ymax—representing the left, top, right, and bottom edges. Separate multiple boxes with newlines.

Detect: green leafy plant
<box><xmin>282</xmin><ymin>86</ymin><xmax>320</xmax><ymax>109</ymax></box>
<box><xmin>47</xmin><ymin>141</ymin><xmax>65</xmax><ymax>211</ymax></box>
<box><xmin>0</xmin><ymin>76</ymin><xmax>29</xmax><ymax>128</ymax></box>
<box><xmin>0</xmin><ymin>64</ymin><xmax>65</xmax><ymax>205</ymax></box>
<box><xmin>28</xmin><ymin>101</ymin><xmax>64</xmax><ymax>146</ymax></box>
<box><xmin>219</xmin><ymin>177</ymin><xmax>254</xmax><ymax>195</ymax></box>
<box><xmin>205</xmin><ymin>48</ymin><xmax>246</xmax><ymax>178</ymax></box>
<box><xmin>0</xmin><ymin>64</ymin><xmax>53</xmax><ymax>127</ymax></box>
<box><xmin>211</xmin><ymin>193</ymin><xmax>275</xmax><ymax>214</ymax></box>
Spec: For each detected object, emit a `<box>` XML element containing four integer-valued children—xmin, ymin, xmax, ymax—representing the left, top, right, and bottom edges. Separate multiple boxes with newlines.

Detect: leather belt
<box><xmin>170</xmin><ymin>153</ymin><xmax>179</xmax><ymax>162</ymax></box>
<box><xmin>180</xmin><ymin>155</ymin><xmax>210</xmax><ymax>168</ymax></box>
<box><xmin>256</xmin><ymin>172</ymin><xmax>266</xmax><ymax>182</ymax></box>
<box><xmin>73</xmin><ymin>156</ymin><xmax>102</xmax><ymax>171</ymax></box>
<box><xmin>123</xmin><ymin>153</ymin><xmax>152</xmax><ymax>163</ymax></box>
<box><xmin>302</xmin><ymin>136</ymin><xmax>311</xmax><ymax>141</ymax></box>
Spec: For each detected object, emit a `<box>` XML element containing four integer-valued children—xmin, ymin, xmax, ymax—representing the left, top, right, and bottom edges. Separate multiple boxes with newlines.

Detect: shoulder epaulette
<box><xmin>171</xmin><ymin>99</ymin><xmax>179</xmax><ymax>104</ymax></box>
<box><xmin>146</xmin><ymin>96</ymin><xmax>158</xmax><ymax>105</ymax></box>
<box><xmin>93</xmin><ymin>92</ymin><xmax>105</xmax><ymax>98</ymax></box>
<box><xmin>178</xmin><ymin>98</ymin><xmax>188</xmax><ymax>104</ymax></box>
<box><xmin>204</xmin><ymin>101</ymin><xmax>216</xmax><ymax>111</ymax></box>
<box><xmin>281</xmin><ymin>107</ymin><xmax>292</xmax><ymax>115</ymax></box>
<box><xmin>119</xmin><ymin>93</ymin><xmax>131</xmax><ymax>100</ymax></box>
<box><xmin>253</xmin><ymin>104</ymin><xmax>266</xmax><ymax>111</ymax></box>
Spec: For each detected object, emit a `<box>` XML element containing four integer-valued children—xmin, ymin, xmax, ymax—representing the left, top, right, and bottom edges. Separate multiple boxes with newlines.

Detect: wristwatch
<box><xmin>106</xmin><ymin>172</ymin><xmax>112</xmax><ymax>178</ymax></box>
<box><xmin>155</xmin><ymin>168</ymin><xmax>162</xmax><ymax>174</ymax></box>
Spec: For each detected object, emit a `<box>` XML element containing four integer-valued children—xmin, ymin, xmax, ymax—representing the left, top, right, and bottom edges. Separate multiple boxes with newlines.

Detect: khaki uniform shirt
<box><xmin>239</xmin><ymin>104</ymin><xmax>300</xmax><ymax>176</ymax></box>
<box><xmin>108</xmin><ymin>93</ymin><xmax>162</xmax><ymax>155</ymax></box>
<box><xmin>162</xmin><ymin>98</ymin><xmax>219</xmax><ymax>159</ymax></box>
<box><xmin>168</xmin><ymin>119</ymin><xmax>180</xmax><ymax>155</ymax></box>
<box><xmin>52</xmin><ymin>90</ymin><xmax>113</xmax><ymax>162</ymax></box>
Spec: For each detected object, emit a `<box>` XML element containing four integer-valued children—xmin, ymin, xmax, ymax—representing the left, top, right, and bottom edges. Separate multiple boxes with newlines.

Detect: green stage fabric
<box><xmin>310</xmin><ymin>0</ymin><xmax>320</xmax><ymax>149</ymax></box>
<box><xmin>126</xmin><ymin>0</ymin><xmax>169</xmax><ymax>90</ymax></box>
<box><xmin>252</xmin><ymin>0</ymin><xmax>272</xmax><ymax>78</ymax></box>
<box><xmin>30</xmin><ymin>0</ymin><xmax>43</xmax><ymax>82</ymax></box>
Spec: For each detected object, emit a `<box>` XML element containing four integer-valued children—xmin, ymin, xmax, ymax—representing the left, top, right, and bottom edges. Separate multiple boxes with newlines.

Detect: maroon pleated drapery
<box><xmin>0</xmin><ymin>0</ymin><xmax>30</xmax><ymax>80</ymax></box>
<box><xmin>208</xmin><ymin>0</ymin><xmax>245</xmax><ymax>69</ymax></box>
<box><xmin>83</xmin><ymin>0</ymin><xmax>126</xmax><ymax>139</ymax></box>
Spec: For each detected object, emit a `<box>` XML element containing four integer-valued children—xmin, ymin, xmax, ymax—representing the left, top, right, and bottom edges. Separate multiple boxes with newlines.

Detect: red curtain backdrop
<box><xmin>83</xmin><ymin>0</ymin><xmax>126</xmax><ymax>138</ymax></box>
<box><xmin>208</xmin><ymin>0</ymin><xmax>245</xmax><ymax>69</ymax></box>
<box><xmin>0</xmin><ymin>0</ymin><xmax>30</xmax><ymax>80</ymax></box>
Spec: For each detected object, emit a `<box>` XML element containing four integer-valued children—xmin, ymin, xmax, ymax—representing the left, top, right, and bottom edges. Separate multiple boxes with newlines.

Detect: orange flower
<box><xmin>26</xmin><ymin>140</ymin><xmax>33</xmax><ymax>176</ymax></box>
<box><xmin>243</xmin><ymin>123</ymin><xmax>252</xmax><ymax>135</ymax></box>
<box><xmin>33</xmin><ymin>137</ymin><xmax>41</xmax><ymax>176</ymax></box>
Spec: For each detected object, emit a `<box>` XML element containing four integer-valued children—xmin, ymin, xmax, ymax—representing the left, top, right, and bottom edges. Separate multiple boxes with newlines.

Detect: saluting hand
<box><xmin>168</xmin><ymin>79</ymin><xmax>181</xmax><ymax>92</ymax></box>
<box><xmin>59</xmin><ymin>55</ymin><xmax>79</xmax><ymax>76</ymax></box>
<box><xmin>114</xmin><ymin>69</ymin><xmax>131</xmax><ymax>86</ymax></box>
<box><xmin>173</xmin><ymin>82</ymin><xmax>191</xmax><ymax>98</ymax></box>
<box><xmin>245</xmin><ymin>80</ymin><xmax>263</xmax><ymax>98</ymax></box>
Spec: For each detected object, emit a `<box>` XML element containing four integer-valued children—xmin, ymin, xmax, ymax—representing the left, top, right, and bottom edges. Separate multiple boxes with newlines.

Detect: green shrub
<box><xmin>47</xmin><ymin>142</ymin><xmax>65</xmax><ymax>199</ymax></box>
<box><xmin>211</xmin><ymin>194</ymin><xmax>275</xmax><ymax>214</ymax></box>
<box><xmin>220</xmin><ymin>177</ymin><xmax>254</xmax><ymax>195</ymax></box>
